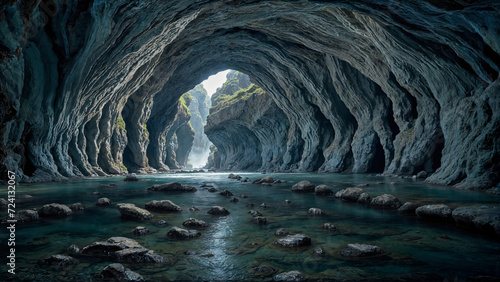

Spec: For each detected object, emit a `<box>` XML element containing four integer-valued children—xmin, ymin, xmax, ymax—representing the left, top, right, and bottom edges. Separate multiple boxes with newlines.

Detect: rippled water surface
<box><xmin>1</xmin><ymin>173</ymin><xmax>499</xmax><ymax>281</ymax></box>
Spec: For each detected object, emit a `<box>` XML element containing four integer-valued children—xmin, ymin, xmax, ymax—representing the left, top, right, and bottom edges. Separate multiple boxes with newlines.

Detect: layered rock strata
<box><xmin>0</xmin><ymin>1</ymin><xmax>498</xmax><ymax>189</ymax></box>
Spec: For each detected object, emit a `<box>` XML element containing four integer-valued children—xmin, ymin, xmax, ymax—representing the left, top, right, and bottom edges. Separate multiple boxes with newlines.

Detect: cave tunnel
<box><xmin>1</xmin><ymin>1</ymin><xmax>500</xmax><ymax>281</ymax></box>
<box><xmin>1</xmin><ymin>1</ymin><xmax>499</xmax><ymax>188</ymax></box>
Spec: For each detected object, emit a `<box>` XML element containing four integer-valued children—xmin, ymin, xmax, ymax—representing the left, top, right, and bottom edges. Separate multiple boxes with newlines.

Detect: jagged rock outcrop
<box><xmin>0</xmin><ymin>1</ymin><xmax>498</xmax><ymax>189</ymax></box>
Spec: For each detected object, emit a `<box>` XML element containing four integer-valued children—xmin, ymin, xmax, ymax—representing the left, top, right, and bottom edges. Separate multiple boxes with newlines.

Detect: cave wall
<box><xmin>0</xmin><ymin>0</ymin><xmax>498</xmax><ymax>189</ymax></box>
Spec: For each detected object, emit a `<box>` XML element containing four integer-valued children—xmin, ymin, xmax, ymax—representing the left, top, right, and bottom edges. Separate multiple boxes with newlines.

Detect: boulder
<box><xmin>253</xmin><ymin>265</ymin><xmax>277</xmax><ymax>276</ymax></box>
<box><xmin>146</xmin><ymin>182</ymin><xmax>197</xmax><ymax>192</ymax></box>
<box><xmin>188</xmin><ymin>206</ymin><xmax>200</xmax><ymax>211</ymax></box>
<box><xmin>314</xmin><ymin>247</ymin><xmax>326</xmax><ymax>256</ymax></box>
<box><xmin>339</xmin><ymin>243</ymin><xmax>384</xmax><ymax>257</ymax></box>
<box><xmin>69</xmin><ymin>203</ymin><xmax>86</xmax><ymax>210</ymax></box>
<box><xmin>81</xmin><ymin>237</ymin><xmax>167</xmax><ymax>263</ymax></box>
<box><xmin>115</xmin><ymin>248</ymin><xmax>167</xmax><ymax>263</ymax></box>
<box><xmin>38</xmin><ymin>203</ymin><xmax>73</xmax><ymax>217</ymax></box>
<box><xmin>248</xmin><ymin>210</ymin><xmax>263</xmax><ymax>217</ymax></box>
<box><xmin>275</xmin><ymin>228</ymin><xmax>289</xmax><ymax>236</ymax></box>
<box><xmin>416</xmin><ymin>204</ymin><xmax>453</xmax><ymax>220</ymax></box>
<box><xmin>68</xmin><ymin>244</ymin><xmax>80</xmax><ymax>255</ymax></box>
<box><xmin>15</xmin><ymin>209</ymin><xmax>39</xmax><ymax>222</ymax></box>
<box><xmin>323</xmin><ymin>223</ymin><xmax>336</xmax><ymax>230</ymax></box>
<box><xmin>370</xmin><ymin>194</ymin><xmax>402</xmax><ymax>208</ymax></box>
<box><xmin>308</xmin><ymin>208</ymin><xmax>326</xmax><ymax>215</ymax></box>
<box><xmin>452</xmin><ymin>206</ymin><xmax>500</xmax><ymax>236</ymax></box>
<box><xmin>101</xmin><ymin>263</ymin><xmax>144</xmax><ymax>282</ymax></box>
<box><xmin>251</xmin><ymin>216</ymin><xmax>267</xmax><ymax>224</ymax></box>
<box><xmin>335</xmin><ymin>187</ymin><xmax>364</xmax><ymax>201</ymax></box>
<box><xmin>133</xmin><ymin>226</ymin><xmax>150</xmax><ymax>236</ymax></box>
<box><xmin>273</xmin><ymin>270</ymin><xmax>305</xmax><ymax>281</ymax></box>
<box><xmin>145</xmin><ymin>200</ymin><xmax>182</xmax><ymax>212</ymax></box>
<box><xmin>230</xmin><ymin>197</ymin><xmax>239</xmax><ymax>203</ymax></box>
<box><xmin>182</xmin><ymin>218</ymin><xmax>208</xmax><ymax>228</ymax></box>
<box><xmin>38</xmin><ymin>254</ymin><xmax>77</xmax><ymax>270</ymax></box>
<box><xmin>207</xmin><ymin>206</ymin><xmax>230</xmax><ymax>215</ymax></box>
<box><xmin>253</xmin><ymin>176</ymin><xmax>275</xmax><ymax>185</ymax></box>
<box><xmin>124</xmin><ymin>173</ymin><xmax>140</xmax><ymax>181</ymax></box>
<box><xmin>96</xmin><ymin>197</ymin><xmax>112</xmax><ymax>207</ymax></box>
<box><xmin>291</xmin><ymin>180</ymin><xmax>315</xmax><ymax>193</ymax></box>
<box><xmin>398</xmin><ymin>202</ymin><xmax>418</xmax><ymax>213</ymax></box>
<box><xmin>315</xmin><ymin>184</ymin><xmax>333</xmax><ymax>196</ymax></box>
<box><xmin>275</xmin><ymin>234</ymin><xmax>312</xmax><ymax>247</ymax></box>
<box><xmin>357</xmin><ymin>193</ymin><xmax>371</xmax><ymax>204</ymax></box>
<box><xmin>117</xmin><ymin>203</ymin><xmax>154</xmax><ymax>220</ymax></box>
<box><xmin>219</xmin><ymin>190</ymin><xmax>234</xmax><ymax>196</ymax></box>
<box><xmin>167</xmin><ymin>226</ymin><xmax>202</xmax><ymax>239</ymax></box>
<box><xmin>416</xmin><ymin>171</ymin><xmax>428</xmax><ymax>179</ymax></box>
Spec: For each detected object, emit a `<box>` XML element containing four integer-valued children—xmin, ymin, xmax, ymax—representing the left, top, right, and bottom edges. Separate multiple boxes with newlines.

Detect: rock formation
<box><xmin>0</xmin><ymin>1</ymin><xmax>498</xmax><ymax>189</ymax></box>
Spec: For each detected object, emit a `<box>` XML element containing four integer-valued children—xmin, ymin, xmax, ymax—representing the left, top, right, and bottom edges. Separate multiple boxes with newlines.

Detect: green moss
<box><xmin>142</xmin><ymin>124</ymin><xmax>149</xmax><ymax>140</ymax></box>
<box><xmin>120</xmin><ymin>163</ymin><xmax>128</xmax><ymax>172</ymax></box>
<box><xmin>211</xmin><ymin>84</ymin><xmax>265</xmax><ymax>115</ymax></box>
<box><xmin>116</xmin><ymin>116</ymin><xmax>126</xmax><ymax>132</ymax></box>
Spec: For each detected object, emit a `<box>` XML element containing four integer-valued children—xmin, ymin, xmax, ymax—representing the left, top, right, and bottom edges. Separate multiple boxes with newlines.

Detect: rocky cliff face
<box><xmin>187</xmin><ymin>84</ymin><xmax>212</xmax><ymax>168</ymax></box>
<box><xmin>0</xmin><ymin>0</ymin><xmax>498</xmax><ymax>189</ymax></box>
<box><xmin>206</xmin><ymin>71</ymin><xmax>290</xmax><ymax>171</ymax></box>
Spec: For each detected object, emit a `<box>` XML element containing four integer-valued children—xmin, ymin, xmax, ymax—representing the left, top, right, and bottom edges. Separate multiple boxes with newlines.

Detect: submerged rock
<box><xmin>124</xmin><ymin>174</ymin><xmax>140</xmax><ymax>182</ymax></box>
<box><xmin>452</xmin><ymin>206</ymin><xmax>500</xmax><ymax>236</ymax></box>
<box><xmin>370</xmin><ymin>194</ymin><xmax>402</xmax><ymax>208</ymax></box>
<box><xmin>219</xmin><ymin>190</ymin><xmax>234</xmax><ymax>196</ymax></box>
<box><xmin>81</xmin><ymin>237</ymin><xmax>167</xmax><ymax>263</ymax></box>
<box><xmin>275</xmin><ymin>234</ymin><xmax>311</xmax><ymax>248</ymax></box>
<box><xmin>339</xmin><ymin>243</ymin><xmax>384</xmax><ymax>257</ymax></box>
<box><xmin>133</xmin><ymin>226</ymin><xmax>150</xmax><ymax>236</ymax></box>
<box><xmin>230</xmin><ymin>197</ymin><xmax>239</xmax><ymax>203</ymax></box>
<box><xmin>357</xmin><ymin>193</ymin><xmax>372</xmax><ymax>204</ymax></box>
<box><xmin>275</xmin><ymin>228</ymin><xmax>289</xmax><ymax>236</ymax></box>
<box><xmin>335</xmin><ymin>187</ymin><xmax>364</xmax><ymax>201</ymax></box>
<box><xmin>116</xmin><ymin>203</ymin><xmax>154</xmax><ymax>220</ymax></box>
<box><xmin>251</xmin><ymin>216</ymin><xmax>267</xmax><ymax>224</ymax></box>
<box><xmin>188</xmin><ymin>206</ymin><xmax>200</xmax><ymax>211</ymax></box>
<box><xmin>145</xmin><ymin>200</ymin><xmax>182</xmax><ymax>212</ymax></box>
<box><xmin>0</xmin><ymin>198</ymin><xmax>8</xmax><ymax>207</ymax></box>
<box><xmin>416</xmin><ymin>204</ymin><xmax>453</xmax><ymax>220</ymax></box>
<box><xmin>68</xmin><ymin>244</ymin><xmax>80</xmax><ymax>255</ymax></box>
<box><xmin>248</xmin><ymin>210</ymin><xmax>263</xmax><ymax>217</ymax></box>
<box><xmin>240</xmin><ymin>194</ymin><xmax>248</xmax><ymax>198</ymax></box>
<box><xmin>253</xmin><ymin>265</ymin><xmax>277</xmax><ymax>276</ymax></box>
<box><xmin>96</xmin><ymin>197</ymin><xmax>112</xmax><ymax>207</ymax></box>
<box><xmin>273</xmin><ymin>270</ymin><xmax>305</xmax><ymax>281</ymax></box>
<box><xmin>291</xmin><ymin>181</ymin><xmax>315</xmax><ymax>193</ymax></box>
<box><xmin>15</xmin><ymin>210</ymin><xmax>39</xmax><ymax>222</ymax></box>
<box><xmin>101</xmin><ymin>263</ymin><xmax>145</xmax><ymax>282</ymax></box>
<box><xmin>182</xmin><ymin>218</ymin><xmax>208</xmax><ymax>228</ymax></box>
<box><xmin>146</xmin><ymin>182</ymin><xmax>197</xmax><ymax>192</ymax></box>
<box><xmin>314</xmin><ymin>247</ymin><xmax>326</xmax><ymax>256</ymax></box>
<box><xmin>38</xmin><ymin>254</ymin><xmax>77</xmax><ymax>270</ymax></box>
<box><xmin>398</xmin><ymin>202</ymin><xmax>418</xmax><ymax>213</ymax></box>
<box><xmin>208</xmin><ymin>188</ymin><xmax>218</xmax><ymax>192</ymax></box>
<box><xmin>259</xmin><ymin>203</ymin><xmax>271</xmax><ymax>209</ymax></box>
<box><xmin>323</xmin><ymin>223</ymin><xmax>336</xmax><ymax>230</ymax></box>
<box><xmin>315</xmin><ymin>184</ymin><xmax>333</xmax><ymax>195</ymax></box>
<box><xmin>284</xmin><ymin>200</ymin><xmax>292</xmax><ymax>204</ymax></box>
<box><xmin>167</xmin><ymin>226</ymin><xmax>202</xmax><ymax>239</ymax></box>
<box><xmin>69</xmin><ymin>203</ymin><xmax>86</xmax><ymax>211</ymax></box>
<box><xmin>308</xmin><ymin>208</ymin><xmax>326</xmax><ymax>215</ymax></box>
<box><xmin>38</xmin><ymin>203</ymin><xmax>73</xmax><ymax>217</ymax></box>
<box><xmin>207</xmin><ymin>206</ymin><xmax>230</xmax><ymax>215</ymax></box>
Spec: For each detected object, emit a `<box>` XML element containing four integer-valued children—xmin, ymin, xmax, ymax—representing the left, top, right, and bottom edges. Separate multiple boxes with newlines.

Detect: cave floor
<box><xmin>1</xmin><ymin>172</ymin><xmax>499</xmax><ymax>281</ymax></box>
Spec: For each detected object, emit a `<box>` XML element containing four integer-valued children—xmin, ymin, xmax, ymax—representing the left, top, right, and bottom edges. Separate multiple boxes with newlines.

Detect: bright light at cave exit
<box><xmin>202</xmin><ymin>69</ymin><xmax>231</xmax><ymax>96</ymax></box>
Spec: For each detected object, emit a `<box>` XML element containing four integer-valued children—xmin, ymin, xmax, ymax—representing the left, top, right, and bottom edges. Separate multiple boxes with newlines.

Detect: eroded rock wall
<box><xmin>0</xmin><ymin>0</ymin><xmax>498</xmax><ymax>189</ymax></box>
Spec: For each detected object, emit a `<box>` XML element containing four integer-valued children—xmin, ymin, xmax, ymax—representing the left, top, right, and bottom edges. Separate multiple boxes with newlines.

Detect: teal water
<box><xmin>1</xmin><ymin>173</ymin><xmax>499</xmax><ymax>281</ymax></box>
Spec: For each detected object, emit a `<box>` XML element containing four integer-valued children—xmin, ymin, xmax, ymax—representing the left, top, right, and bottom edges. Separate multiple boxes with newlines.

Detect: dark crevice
<box><xmin>386</xmin><ymin>101</ymin><xmax>400</xmax><ymax>140</ymax></box>
<box><xmin>368</xmin><ymin>134</ymin><xmax>385</xmax><ymax>173</ymax></box>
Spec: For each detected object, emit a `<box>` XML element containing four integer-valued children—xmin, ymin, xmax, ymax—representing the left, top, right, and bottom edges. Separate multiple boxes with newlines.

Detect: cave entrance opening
<box><xmin>181</xmin><ymin>70</ymin><xmax>233</xmax><ymax>169</ymax></box>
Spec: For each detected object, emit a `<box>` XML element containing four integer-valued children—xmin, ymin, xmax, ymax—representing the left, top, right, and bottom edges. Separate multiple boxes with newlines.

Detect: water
<box><xmin>1</xmin><ymin>173</ymin><xmax>499</xmax><ymax>281</ymax></box>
